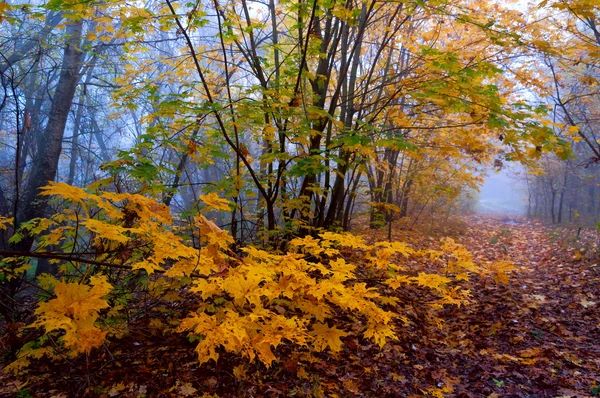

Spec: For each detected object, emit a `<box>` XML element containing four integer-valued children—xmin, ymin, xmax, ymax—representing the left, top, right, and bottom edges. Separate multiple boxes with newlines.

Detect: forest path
<box><xmin>427</xmin><ymin>215</ymin><xmax>600</xmax><ymax>397</ymax></box>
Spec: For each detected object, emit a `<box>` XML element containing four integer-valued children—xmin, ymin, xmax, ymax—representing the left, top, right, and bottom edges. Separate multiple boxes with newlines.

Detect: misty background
<box><xmin>477</xmin><ymin>165</ymin><xmax>527</xmax><ymax>215</ymax></box>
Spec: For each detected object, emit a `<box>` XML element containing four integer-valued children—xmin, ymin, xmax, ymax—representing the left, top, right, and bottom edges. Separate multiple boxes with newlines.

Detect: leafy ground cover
<box><xmin>1</xmin><ymin>214</ymin><xmax>599</xmax><ymax>397</ymax></box>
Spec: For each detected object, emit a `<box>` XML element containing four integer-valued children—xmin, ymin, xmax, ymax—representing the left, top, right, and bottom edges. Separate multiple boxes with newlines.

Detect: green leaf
<box><xmin>8</xmin><ymin>232</ymin><xmax>23</xmax><ymax>244</ymax></box>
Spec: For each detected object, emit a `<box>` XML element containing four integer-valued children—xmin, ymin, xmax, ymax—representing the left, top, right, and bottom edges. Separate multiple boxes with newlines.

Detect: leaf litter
<box><xmin>1</xmin><ymin>214</ymin><xmax>599</xmax><ymax>397</ymax></box>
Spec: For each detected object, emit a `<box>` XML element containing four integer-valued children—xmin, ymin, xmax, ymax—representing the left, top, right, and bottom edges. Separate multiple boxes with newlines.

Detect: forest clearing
<box><xmin>2</xmin><ymin>0</ymin><xmax>600</xmax><ymax>396</ymax></box>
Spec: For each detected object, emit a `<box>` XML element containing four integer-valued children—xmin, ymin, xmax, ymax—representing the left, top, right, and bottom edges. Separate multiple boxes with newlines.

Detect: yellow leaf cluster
<box><xmin>484</xmin><ymin>259</ymin><xmax>518</xmax><ymax>285</ymax></box>
<box><xmin>199</xmin><ymin>193</ymin><xmax>233</xmax><ymax>212</ymax></box>
<box><xmin>310</xmin><ymin>323</ymin><xmax>347</xmax><ymax>352</ymax></box>
<box><xmin>0</xmin><ymin>215</ymin><xmax>12</xmax><ymax>230</ymax></box>
<box><xmin>33</xmin><ymin>275</ymin><xmax>112</xmax><ymax>354</ymax></box>
<box><xmin>21</xmin><ymin>183</ymin><xmax>488</xmax><ymax>372</ymax></box>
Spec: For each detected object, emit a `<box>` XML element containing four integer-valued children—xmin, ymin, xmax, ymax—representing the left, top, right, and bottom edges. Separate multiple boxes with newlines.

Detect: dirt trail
<box><xmin>437</xmin><ymin>215</ymin><xmax>600</xmax><ymax>397</ymax></box>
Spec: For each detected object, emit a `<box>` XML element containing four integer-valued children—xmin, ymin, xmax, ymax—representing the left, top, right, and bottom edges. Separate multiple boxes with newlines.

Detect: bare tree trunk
<box><xmin>399</xmin><ymin>177</ymin><xmax>413</xmax><ymax>218</ymax></box>
<box><xmin>557</xmin><ymin>168</ymin><xmax>568</xmax><ymax>223</ymax></box>
<box><xmin>0</xmin><ymin>20</ymin><xmax>84</xmax><ymax>323</ymax></box>
<box><xmin>67</xmin><ymin>57</ymin><xmax>96</xmax><ymax>185</ymax></box>
<box><xmin>14</xmin><ymin>20</ymin><xmax>84</xmax><ymax>254</ymax></box>
<box><xmin>550</xmin><ymin>190</ymin><xmax>556</xmax><ymax>224</ymax></box>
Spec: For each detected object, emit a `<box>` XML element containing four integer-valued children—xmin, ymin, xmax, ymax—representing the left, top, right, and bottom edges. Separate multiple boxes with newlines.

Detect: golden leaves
<box><xmin>178</xmin><ymin>308</ymin><xmax>307</xmax><ymax>367</ymax></box>
<box><xmin>83</xmin><ymin>219</ymin><xmax>139</xmax><ymax>244</ymax></box>
<box><xmin>33</xmin><ymin>275</ymin><xmax>112</xmax><ymax>354</ymax></box>
<box><xmin>411</xmin><ymin>272</ymin><xmax>452</xmax><ymax>291</ymax></box>
<box><xmin>25</xmin><ymin>182</ymin><xmax>494</xmax><ymax>373</ymax></box>
<box><xmin>319</xmin><ymin>231</ymin><xmax>369</xmax><ymax>250</ymax></box>
<box><xmin>199</xmin><ymin>193</ymin><xmax>233</xmax><ymax>212</ymax></box>
<box><xmin>222</xmin><ymin>271</ymin><xmax>265</xmax><ymax>307</ymax></box>
<box><xmin>197</xmin><ymin>214</ymin><xmax>234</xmax><ymax>249</ymax></box>
<box><xmin>484</xmin><ymin>260</ymin><xmax>518</xmax><ymax>285</ymax></box>
<box><xmin>0</xmin><ymin>2</ymin><xmax>11</xmax><ymax>23</ymax></box>
<box><xmin>310</xmin><ymin>323</ymin><xmax>347</xmax><ymax>352</ymax></box>
<box><xmin>132</xmin><ymin>259</ymin><xmax>164</xmax><ymax>275</ymax></box>
<box><xmin>290</xmin><ymin>231</ymin><xmax>370</xmax><ymax>257</ymax></box>
<box><xmin>39</xmin><ymin>182</ymin><xmax>98</xmax><ymax>206</ymax></box>
<box><xmin>289</xmin><ymin>235</ymin><xmax>338</xmax><ymax>257</ymax></box>
<box><xmin>0</xmin><ymin>215</ymin><xmax>12</xmax><ymax>230</ymax></box>
<box><xmin>363</xmin><ymin>321</ymin><xmax>396</xmax><ymax>348</ymax></box>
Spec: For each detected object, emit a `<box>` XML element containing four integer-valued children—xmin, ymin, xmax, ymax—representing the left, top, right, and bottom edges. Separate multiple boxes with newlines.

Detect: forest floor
<box><xmin>1</xmin><ymin>214</ymin><xmax>600</xmax><ymax>397</ymax></box>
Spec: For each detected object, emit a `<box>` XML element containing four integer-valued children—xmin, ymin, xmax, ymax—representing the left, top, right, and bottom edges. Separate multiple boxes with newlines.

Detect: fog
<box><xmin>477</xmin><ymin>165</ymin><xmax>527</xmax><ymax>215</ymax></box>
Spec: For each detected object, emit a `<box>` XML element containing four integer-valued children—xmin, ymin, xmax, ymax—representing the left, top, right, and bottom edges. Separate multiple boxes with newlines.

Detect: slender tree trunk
<box><xmin>550</xmin><ymin>190</ymin><xmax>556</xmax><ymax>224</ymax></box>
<box><xmin>67</xmin><ymin>89</ymin><xmax>85</xmax><ymax>185</ymax></box>
<box><xmin>67</xmin><ymin>56</ymin><xmax>96</xmax><ymax>185</ymax></box>
<box><xmin>399</xmin><ymin>177</ymin><xmax>413</xmax><ymax>218</ymax></box>
<box><xmin>0</xmin><ymin>20</ymin><xmax>84</xmax><ymax>322</ymax></box>
<box><xmin>163</xmin><ymin>126</ymin><xmax>200</xmax><ymax>206</ymax></box>
<box><xmin>14</xmin><ymin>20</ymin><xmax>84</xmax><ymax>255</ymax></box>
<box><xmin>342</xmin><ymin>169</ymin><xmax>362</xmax><ymax>230</ymax></box>
<box><xmin>557</xmin><ymin>170</ymin><xmax>568</xmax><ymax>224</ymax></box>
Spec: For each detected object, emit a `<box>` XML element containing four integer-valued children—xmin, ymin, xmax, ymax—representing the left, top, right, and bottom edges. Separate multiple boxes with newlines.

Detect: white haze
<box><xmin>477</xmin><ymin>164</ymin><xmax>527</xmax><ymax>215</ymax></box>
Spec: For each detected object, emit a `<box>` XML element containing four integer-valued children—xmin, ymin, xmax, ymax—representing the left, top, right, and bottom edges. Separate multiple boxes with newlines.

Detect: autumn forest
<box><xmin>0</xmin><ymin>0</ymin><xmax>599</xmax><ymax>396</ymax></box>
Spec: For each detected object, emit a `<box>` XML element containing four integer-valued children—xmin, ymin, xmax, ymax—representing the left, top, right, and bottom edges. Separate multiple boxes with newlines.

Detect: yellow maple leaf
<box><xmin>233</xmin><ymin>364</ymin><xmax>247</xmax><ymax>379</ymax></box>
<box><xmin>486</xmin><ymin>260</ymin><xmax>517</xmax><ymax>285</ymax></box>
<box><xmin>196</xmin><ymin>214</ymin><xmax>233</xmax><ymax>254</ymax></box>
<box><xmin>199</xmin><ymin>193</ymin><xmax>233</xmax><ymax>211</ymax></box>
<box><xmin>190</xmin><ymin>279</ymin><xmax>223</xmax><ymax>300</ymax></box>
<box><xmin>310</xmin><ymin>322</ymin><xmax>347</xmax><ymax>352</ymax></box>
<box><xmin>0</xmin><ymin>215</ymin><xmax>12</xmax><ymax>230</ymax></box>
<box><xmin>83</xmin><ymin>219</ymin><xmax>138</xmax><ymax>244</ymax></box>
<box><xmin>222</xmin><ymin>271</ymin><xmax>263</xmax><ymax>307</ymax></box>
<box><xmin>328</xmin><ymin>258</ymin><xmax>355</xmax><ymax>280</ymax></box>
<box><xmin>318</xmin><ymin>231</ymin><xmax>368</xmax><ymax>249</ymax></box>
<box><xmin>132</xmin><ymin>259</ymin><xmax>164</xmax><ymax>275</ymax></box>
<box><xmin>386</xmin><ymin>274</ymin><xmax>411</xmax><ymax>290</ymax></box>
<box><xmin>289</xmin><ymin>235</ymin><xmax>328</xmax><ymax>256</ymax></box>
<box><xmin>34</xmin><ymin>276</ymin><xmax>112</xmax><ymax>354</ymax></box>
<box><xmin>295</xmin><ymin>299</ymin><xmax>332</xmax><ymax>322</ymax></box>
<box><xmin>363</xmin><ymin>321</ymin><xmax>396</xmax><ymax>348</ymax></box>
<box><xmin>253</xmin><ymin>341</ymin><xmax>277</xmax><ymax>366</ymax></box>
<box><xmin>411</xmin><ymin>272</ymin><xmax>451</xmax><ymax>291</ymax></box>
<box><xmin>38</xmin><ymin>182</ymin><xmax>98</xmax><ymax>213</ymax></box>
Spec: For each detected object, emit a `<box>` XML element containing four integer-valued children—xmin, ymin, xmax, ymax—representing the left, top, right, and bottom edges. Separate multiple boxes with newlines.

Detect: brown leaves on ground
<box><xmin>1</xmin><ymin>215</ymin><xmax>599</xmax><ymax>397</ymax></box>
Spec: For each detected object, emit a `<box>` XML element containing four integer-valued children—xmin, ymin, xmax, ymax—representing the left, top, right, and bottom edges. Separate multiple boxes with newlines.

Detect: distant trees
<box><xmin>524</xmin><ymin>0</ymin><xmax>600</xmax><ymax>225</ymax></box>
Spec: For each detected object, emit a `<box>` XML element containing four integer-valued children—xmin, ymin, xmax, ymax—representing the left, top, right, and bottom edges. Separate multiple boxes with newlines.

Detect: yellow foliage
<box><xmin>33</xmin><ymin>275</ymin><xmax>112</xmax><ymax>354</ymax></box>
<box><xmin>411</xmin><ymin>272</ymin><xmax>452</xmax><ymax>291</ymax></box>
<box><xmin>83</xmin><ymin>218</ymin><xmax>140</xmax><ymax>244</ymax></box>
<box><xmin>310</xmin><ymin>323</ymin><xmax>348</xmax><ymax>352</ymax></box>
<box><xmin>363</xmin><ymin>321</ymin><xmax>396</xmax><ymax>348</ymax></box>
<box><xmin>199</xmin><ymin>192</ymin><xmax>233</xmax><ymax>212</ymax></box>
<box><xmin>484</xmin><ymin>260</ymin><xmax>518</xmax><ymax>285</ymax></box>
<box><xmin>132</xmin><ymin>259</ymin><xmax>164</xmax><ymax>274</ymax></box>
<box><xmin>16</xmin><ymin>183</ymin><xmax>495</xmax><ymax>372</ymax></box>
<box><xmin>319</xmin><ymin>231</ymin><xmax>369</xmax><ymax>249</ymax></box>
<box><xmin>0</xmin><ymin>215</ymin><xmax>12</xmax><ymax>230</ymax></box>
<box><xmin>289</xmin><ymin>235</ymin><xmax>338</xmax><ymax>257</ymax></box>
<box><xmin>39</xmin><ymin>182</ymin><xmax>101</xmax><ymax>216</ymax></box>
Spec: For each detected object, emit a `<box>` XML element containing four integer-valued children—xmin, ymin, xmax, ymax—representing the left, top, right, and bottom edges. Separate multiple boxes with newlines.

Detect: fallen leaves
<box><xmin>580</xmin><ymin>298</ymin><xmax>596</xmax><ymax>308</ymax></box>
<box><xmin>2</xmin><ymin>214</ymin><xmax>600</xmax><ymax>396</ymax></box>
